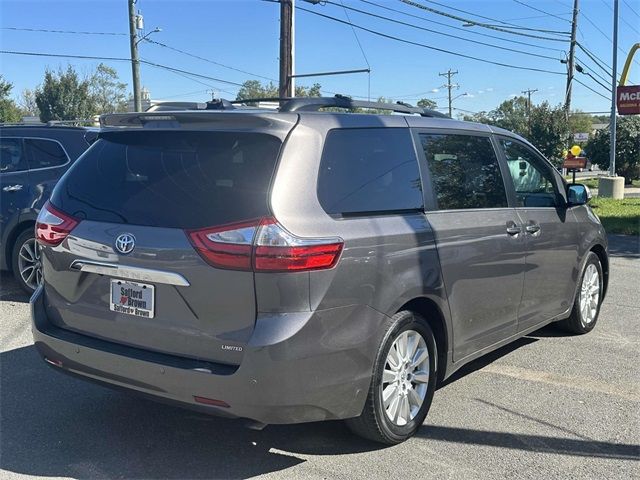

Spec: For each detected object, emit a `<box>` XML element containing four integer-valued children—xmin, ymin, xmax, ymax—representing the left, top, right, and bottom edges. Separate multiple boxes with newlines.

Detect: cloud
<box><xmin>547</xmin><ymin>86</ymin><xmax>555</xmax><ymax>90</ymax></box>
<box><xmin>431</xmin><ymin>88</ymin><xmax>439</xmax><ymax>93</ymax></box>
<box><xmin>486</xmin><ymin>87</ymin><xmax>494</xmax><ymax>92</ymax></box>
<box><xmin>465</xmin><ymin>93</ymin><xmax>475</xmax><ymax>98</ymax></box>
<box><xmin>478</xmin><ymin>90</ymin><xmax>484</xmax><ymax>94</ymax></box>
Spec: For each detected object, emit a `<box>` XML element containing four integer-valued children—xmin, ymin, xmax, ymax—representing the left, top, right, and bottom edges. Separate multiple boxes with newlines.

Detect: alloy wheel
<box><xmin>18</xmin><ymin>237</ymin><xmax>42</xmax><ymax>291</ymax></box>
<box><xmin>380</xmin><ymin>329</ymin><xmax>430</xmax><ymax>427</ymax></box>
<box><xmin>579</xmin><ymin>263</ymin><xmax>600</xmax><ymax>326</ymax></box>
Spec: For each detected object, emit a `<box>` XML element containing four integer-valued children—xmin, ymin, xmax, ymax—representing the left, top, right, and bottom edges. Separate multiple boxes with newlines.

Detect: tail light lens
<box><xmin>186</xmin><ymin>217</ymin><xmax>343</xmax><ymax>272</ymax></box>
<box><xmin>186</xmin><ymin>219</ymin><xmax>258</xmax><ymax>271</ymax></box>
<box><xmin>35</xmin><ymin>202</ymin><xmax>79</xmax><ymax>246</ymax></box>
<box><xmin>254</xmin><ymin>218</ymin><xmax>343</xmax><ymax>271</ymax></box>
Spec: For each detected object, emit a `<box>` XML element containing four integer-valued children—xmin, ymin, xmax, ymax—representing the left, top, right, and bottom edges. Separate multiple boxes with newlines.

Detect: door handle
<box><xmin>525</xmin><ymin>224</ymin><xmax>541</xmax><ymax>234</ymax></box>
<box><xmin>2</xmin><ymin>184</ymin><xmax>23</xmax><ymax>192</ymax></box>
<box><xmin>506</xmin><ymin>226</ymin><xmax>522</xmax><ymax>235</ymax></box>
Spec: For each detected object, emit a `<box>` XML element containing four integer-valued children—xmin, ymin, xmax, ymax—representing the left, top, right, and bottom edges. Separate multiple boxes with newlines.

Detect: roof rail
<box><xmin>279</xmin><ymin>95</ymin><xmax>449</xmax><ymax>118</ymax></box>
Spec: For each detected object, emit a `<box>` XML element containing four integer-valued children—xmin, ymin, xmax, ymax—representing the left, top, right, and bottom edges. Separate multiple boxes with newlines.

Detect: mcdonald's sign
<box><xmin>616</xmin><ymin>43</ymin><xmax>640</xmax><ymax>115</ymax></box>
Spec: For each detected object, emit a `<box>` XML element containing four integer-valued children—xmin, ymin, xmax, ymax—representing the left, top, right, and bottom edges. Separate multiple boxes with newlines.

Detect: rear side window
<box><xmin>0</xmin><ymin>138</ymin><xmax>28</xmax><ymax>173</ymax></box>
<box><xmin>420</xmin><ymin>133</ymin><xmax>508</xmax><ymax>210</ymax></box>
<box><xmin>25</xmin><ymin>138</ymin><xmax>68</xmax><ymax>169</ymax></box>
<box><xmin>317</xmin><ymin>128</ymin><xmax>423</xmax><ymax>215</ymax></box>
<box><xmin>51</xmin><ymin>131</ymin><xmax>282</xmax><ymax>229</ymax></box>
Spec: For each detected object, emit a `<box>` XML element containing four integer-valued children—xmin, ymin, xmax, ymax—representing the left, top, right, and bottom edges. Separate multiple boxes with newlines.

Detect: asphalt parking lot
<box><xmin>1</xmin><ymin>234</ymin><xmax>638</xmax><ymax>480</ymax></box>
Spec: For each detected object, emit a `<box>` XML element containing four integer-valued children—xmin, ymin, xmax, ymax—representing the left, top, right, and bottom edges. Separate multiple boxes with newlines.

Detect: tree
<box><xmin>529</xmin><ymin>101</ymin><xmax>570</xmax><ymax>163</ymax></box>
<box><xmin>462</xmin><ymin>97</ymin><xmax>569</xmax><ymax>165</ymax></box>
<box><xmin>236</xmin><ymin>80</ymin><xmax>279</xmax><ymax>102</ymax></box>
<box><xmin>35</xmin><ymin>66</ymin><xmax>95</xmax><ymax>122</ymax></box>
<box><xmin>295</xmin><ymin>83</ymin><xmax>321</xmax><ymax>97</ymax></box>
<box><xmin>236</xmin><ymin>80</ymin><xmax>322</xmax><ymax>103</ymax></box>
<box><xmin>90</xmin><ymin>63</ymin><xmax>128</xmax><ymax>114</ymax></box>
<box><xmin>585</xmin><ymin>116</ymin><xmax>640</xmax><ymax>183</ymax></box>
<box><xmin>417</xmin><ymin>98</ymin><xmax>437</xmax><ymax>109</ymax></box>
<box><xmin>568</xmin><ymin>111</ymin><xmax>594</xmax><ymax>136</ymax></box>
<box><xmin>18</xmin><ymin>88</ymin><xmax>39</xmax><ymax>117</ymax></box>
<box><xmin>0</xmin><ymin>75</ymin><xmax>22</xmax><ymax>123</ymax></box>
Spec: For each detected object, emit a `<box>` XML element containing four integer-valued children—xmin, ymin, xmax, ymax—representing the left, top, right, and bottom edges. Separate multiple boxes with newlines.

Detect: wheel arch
<box><xmin>398</xmin><ymin>297</ymin><xmax>449</xmax><ymax>384</ymax></box>
<box><xmin>590</xmin><ymin>243</ymin><xmax>609</xmax><ymax>300</ymax></box>
<box><xmin>5</xmin><ymin>220</ymin><xmax>36</xmax><ymax>271</ymax></box>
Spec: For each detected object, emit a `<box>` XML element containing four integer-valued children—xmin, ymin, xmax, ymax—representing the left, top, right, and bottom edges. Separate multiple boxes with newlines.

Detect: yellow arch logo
<box><xmin>620</xmin><ymin>43</ymin><xmax>639</xmax><ymax>86</ymax></box>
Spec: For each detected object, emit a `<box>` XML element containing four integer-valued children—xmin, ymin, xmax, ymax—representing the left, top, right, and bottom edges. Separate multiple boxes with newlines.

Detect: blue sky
<box><xmin>1</xmin><ymin>0</ymin><xmax>638</xmax><ymax>116</ymax></box>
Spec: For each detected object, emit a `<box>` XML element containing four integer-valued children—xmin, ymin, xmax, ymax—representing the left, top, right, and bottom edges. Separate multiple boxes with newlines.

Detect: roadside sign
<box><xmin>562</xmin><ymin>156</ymin><xmax>587</xmax><ymax>170</ymax></box>
<box><xmin>616</xmin><ymin>85</ymin><xmax>640</xmax><ymax>115</ymax></box>
<box><xmin>573</xmin><ymin>132</ymin><xmax>589</xmax><ymax>142</ymax></box>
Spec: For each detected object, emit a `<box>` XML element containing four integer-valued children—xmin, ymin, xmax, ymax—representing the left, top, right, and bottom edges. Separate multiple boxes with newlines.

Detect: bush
<box><xmin>585</xmin><ymin>116</ymin><xmax>640</xmax><ymax>184</ymax></box>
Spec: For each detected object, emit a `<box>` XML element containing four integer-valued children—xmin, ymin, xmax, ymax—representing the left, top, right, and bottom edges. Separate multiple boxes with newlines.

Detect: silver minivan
<box><xmin>31</xmin><ymin>97</ymin><xmax>608</xmax><ymax>444</ymax></box>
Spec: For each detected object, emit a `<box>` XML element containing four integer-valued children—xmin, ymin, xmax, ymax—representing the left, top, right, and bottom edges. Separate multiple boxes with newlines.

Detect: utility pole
<box><xmin>439</xmin><ymin>69</ymin><xmax>458</xmax><ymax>118</ymax></box>
<box><xmin>128</xmin><ymin>0</ymin><xmax>142</xmax><ymax>112</ymax></box>
<box><xmin>564</xmin><ymin>0</ymin><xmax>579</xmax><ymax>116</ymax></box>
<box><xmin>522</xmin><ymin>88</ymin><xmax>538</xmax><ymax>134</ymax></box>
<box><xmin>279</xmin><ymin>0</ymin><xmax>294</xmax><ymax>101</ymax></box>
<box><xmin>609</xmin><ymin>0</ymin><xmax>618</xmax><ymax>177</ymax></box>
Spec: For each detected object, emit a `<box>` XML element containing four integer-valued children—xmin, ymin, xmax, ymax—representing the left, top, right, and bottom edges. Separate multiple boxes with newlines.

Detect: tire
<box><xmin>558</xmin><ymin>252</ymin><xmax>603</xmax><ymax>334</ymax></box>
<box><xmin>11</xmin><ymin>228</ymin><xmax>42</xmax><ymax>294</ymax></box>
<box><xmin>346</xmin><ymin>310</ymin><xmax>438</xmax><ymax>445</ymax></box>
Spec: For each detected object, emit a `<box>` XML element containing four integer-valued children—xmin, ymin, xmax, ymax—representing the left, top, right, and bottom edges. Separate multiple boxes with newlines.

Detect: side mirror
<box><xmin>567</xmin><ymin>183</ymin><xmax>591</xmax><ymax>205</ymax></box>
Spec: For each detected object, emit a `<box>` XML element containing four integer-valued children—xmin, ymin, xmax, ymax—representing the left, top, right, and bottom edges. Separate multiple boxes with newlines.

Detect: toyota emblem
<box><xmin>115</xmin><ymin>233</ymin><xmax>136</xmax><ymax>255</ymax></box>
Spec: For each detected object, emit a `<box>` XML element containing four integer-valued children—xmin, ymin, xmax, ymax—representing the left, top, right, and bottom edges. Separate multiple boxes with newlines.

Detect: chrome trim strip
<box><xmin>69</xmin><ymin>260</ymin><xmax>190</xmax><ymax>286</ymax></box>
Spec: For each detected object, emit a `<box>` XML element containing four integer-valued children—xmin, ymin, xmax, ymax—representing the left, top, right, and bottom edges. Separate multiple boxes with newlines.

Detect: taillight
<box><xmin>35</xmin><ymin>202</ymin><xmax>79</xmax><ymax>246</ymax></box>
<box><xmin>186</xmin><ymin>219</ymin><xmax>259</xmax><ymax>270</ymax></box>
<box><xmin>254</xmin><ymin>218</ymin><xmax>343</xmax><ymax>271</ymax></box>
<box><xmin>186</xmin><ymin>217</ymin><xmax>343</xmax><ymax>272</ymax></box>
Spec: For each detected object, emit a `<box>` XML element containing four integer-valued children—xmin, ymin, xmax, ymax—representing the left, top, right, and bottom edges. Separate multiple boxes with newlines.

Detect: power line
<box><xmin>1</xmin><ymin>26</ymin><xmax>126</xmax><ymax>36</ymax></box>
<box><xmin>337</xmin><ymin>0</ymin><xmax>371</xmax><ymax>100</ymax></box>
<box><xmin>296</xmin><ymin>5</ymin><xmax>566</xmax><ymax>75</ymax></box>
<box><xmin>576</xmin><ymin>42</ymin><xmax>613</xmax><ymax>78</ymax></box>
<box><xmin>573</xmin><ymin>77</ymin><xmax>609</xmax><ymax>100</ymax></box>
<box><xmin>511</xmin><ymin>0</ymin><xmax>572</xmax><ymax>24</ymax></box>
<box><xmin>0</xmin><ymin>49</ymin><xmax>245</xmax><ymax>87</ymax></box>
<box><xmin>600</xmin><ymin>0</ymin><xmax>640</xmax><ymax>35</ymax></box>
<box><xmin>323</xmin><ymin>1</ymin><xmax>560</xmax><ymax>61</ymax></box>
<box><xmin>399</xmin><ymin>0</ymin><xmax>571</xmax><ymax>41</ymax></box>
<box><xmin>414</xmin><ymin>0</ymin><xmax>569</xmax><ymax>33</ymax></box>
<box><xmin>623</xmin><ymin>0</ymin><xmax>640</xmax><ymax>18</ymax></box>
<box><xmin>142</xmin><ymin>38</ymin><xmax>276</xmax><ymax>82</ymax></box>
<box><xmin>338</xmin><ymin>0</ymin><xmax>370</xmax><ymax>69</ymax></box>
<box><xmin>575</xmin><ymin>55</ymin><xmax>612</xmax><ymax>85</ymax></box>
<box><xmin>358</xmin><ymin>0</ymin><xmax>566</xmax><ymax>53</ymax></box>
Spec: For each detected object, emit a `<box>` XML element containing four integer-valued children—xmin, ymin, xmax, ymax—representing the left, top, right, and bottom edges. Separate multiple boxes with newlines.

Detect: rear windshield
<box><xmin>51</xmin><ymin>131</ymin><xmax>282</xmax><ymax>229</ymax></box>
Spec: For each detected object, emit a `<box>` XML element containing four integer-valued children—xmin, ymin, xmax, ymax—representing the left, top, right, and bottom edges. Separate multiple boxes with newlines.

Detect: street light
<box><xmin>136</xmin><ymin>27</ymin><xmax>162</xmax><ymax>45</ymax></box>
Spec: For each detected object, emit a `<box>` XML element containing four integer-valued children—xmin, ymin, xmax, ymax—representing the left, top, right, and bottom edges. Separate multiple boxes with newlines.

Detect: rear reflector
<box><xmin>193</xmin><ymin>396</ymin><xmax>230</xmax><ymax>408</ymax></box>
<box><xmin>44</xmin><ymin>357</ymin><xmax>63</xmax><ymax>367</ymax></box>
<box><xmin>186</xmin><ymin>217</ymin><xmax>343</xmax><ymax>272</ymax></box>
<box><xmin>35</xmin><ymin>201</ymin><xmax>79</xmax><ymax>247</ymax></box>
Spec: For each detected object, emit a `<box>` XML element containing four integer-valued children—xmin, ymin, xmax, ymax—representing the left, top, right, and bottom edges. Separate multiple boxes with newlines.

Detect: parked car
<box><xmin>31</xmin><ymin>97</ymin><xmax>608</xmax><ymax>444</ymax></box>
<box><xmin>0</xmin><ymin>124</ymin><xmax>97</xmax><ymax>292</ymax></box>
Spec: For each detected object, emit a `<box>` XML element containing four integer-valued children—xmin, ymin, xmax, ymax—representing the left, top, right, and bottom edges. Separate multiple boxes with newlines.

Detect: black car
<box><xmin>0</xmin><ymin>124</ymin><xmax>97</xmax><ymax>292</ymax></box>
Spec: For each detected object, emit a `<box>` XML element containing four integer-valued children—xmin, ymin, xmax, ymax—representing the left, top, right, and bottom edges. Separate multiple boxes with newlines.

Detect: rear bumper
<box><xmin>31</xmin><ymin>286</ymin><xmax>386</xmax><ymax>424</ymax></box>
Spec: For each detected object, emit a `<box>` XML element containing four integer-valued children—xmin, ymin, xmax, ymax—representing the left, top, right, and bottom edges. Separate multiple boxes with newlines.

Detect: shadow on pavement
<box><xmin>415</xmin><ymin>425</ymin><xmax>640</xmax><ymax>461</ymax></box>
<box><xmin>607</xmin><ymin>234</ymin><xmax>639</xmax><ymax>259</ymax></box>
<box><xmin>0</xmin><ymin>271</ymin><xmax>30</xmax><ymax>303</ymax></box>
<box><xmin>438</xmin><ymin>336</ymin><xmax>538</xmax><ymax>388</ymax></box>
<box><xmin>0</xmin><ymin>345</ymin><xmax>382</xmax><ymax>479</ymax></box>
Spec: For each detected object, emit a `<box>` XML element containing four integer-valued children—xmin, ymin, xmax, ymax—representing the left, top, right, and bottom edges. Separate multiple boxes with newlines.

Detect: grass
<box><xmin>589</xmin><ymin>197</ymin><xmax>640</xmax><ymax>236</ymax></box>
<box><xmin>564</xmin><ymin>177</ymin><xmax>640</xmax><ymax>190</ymax></box>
